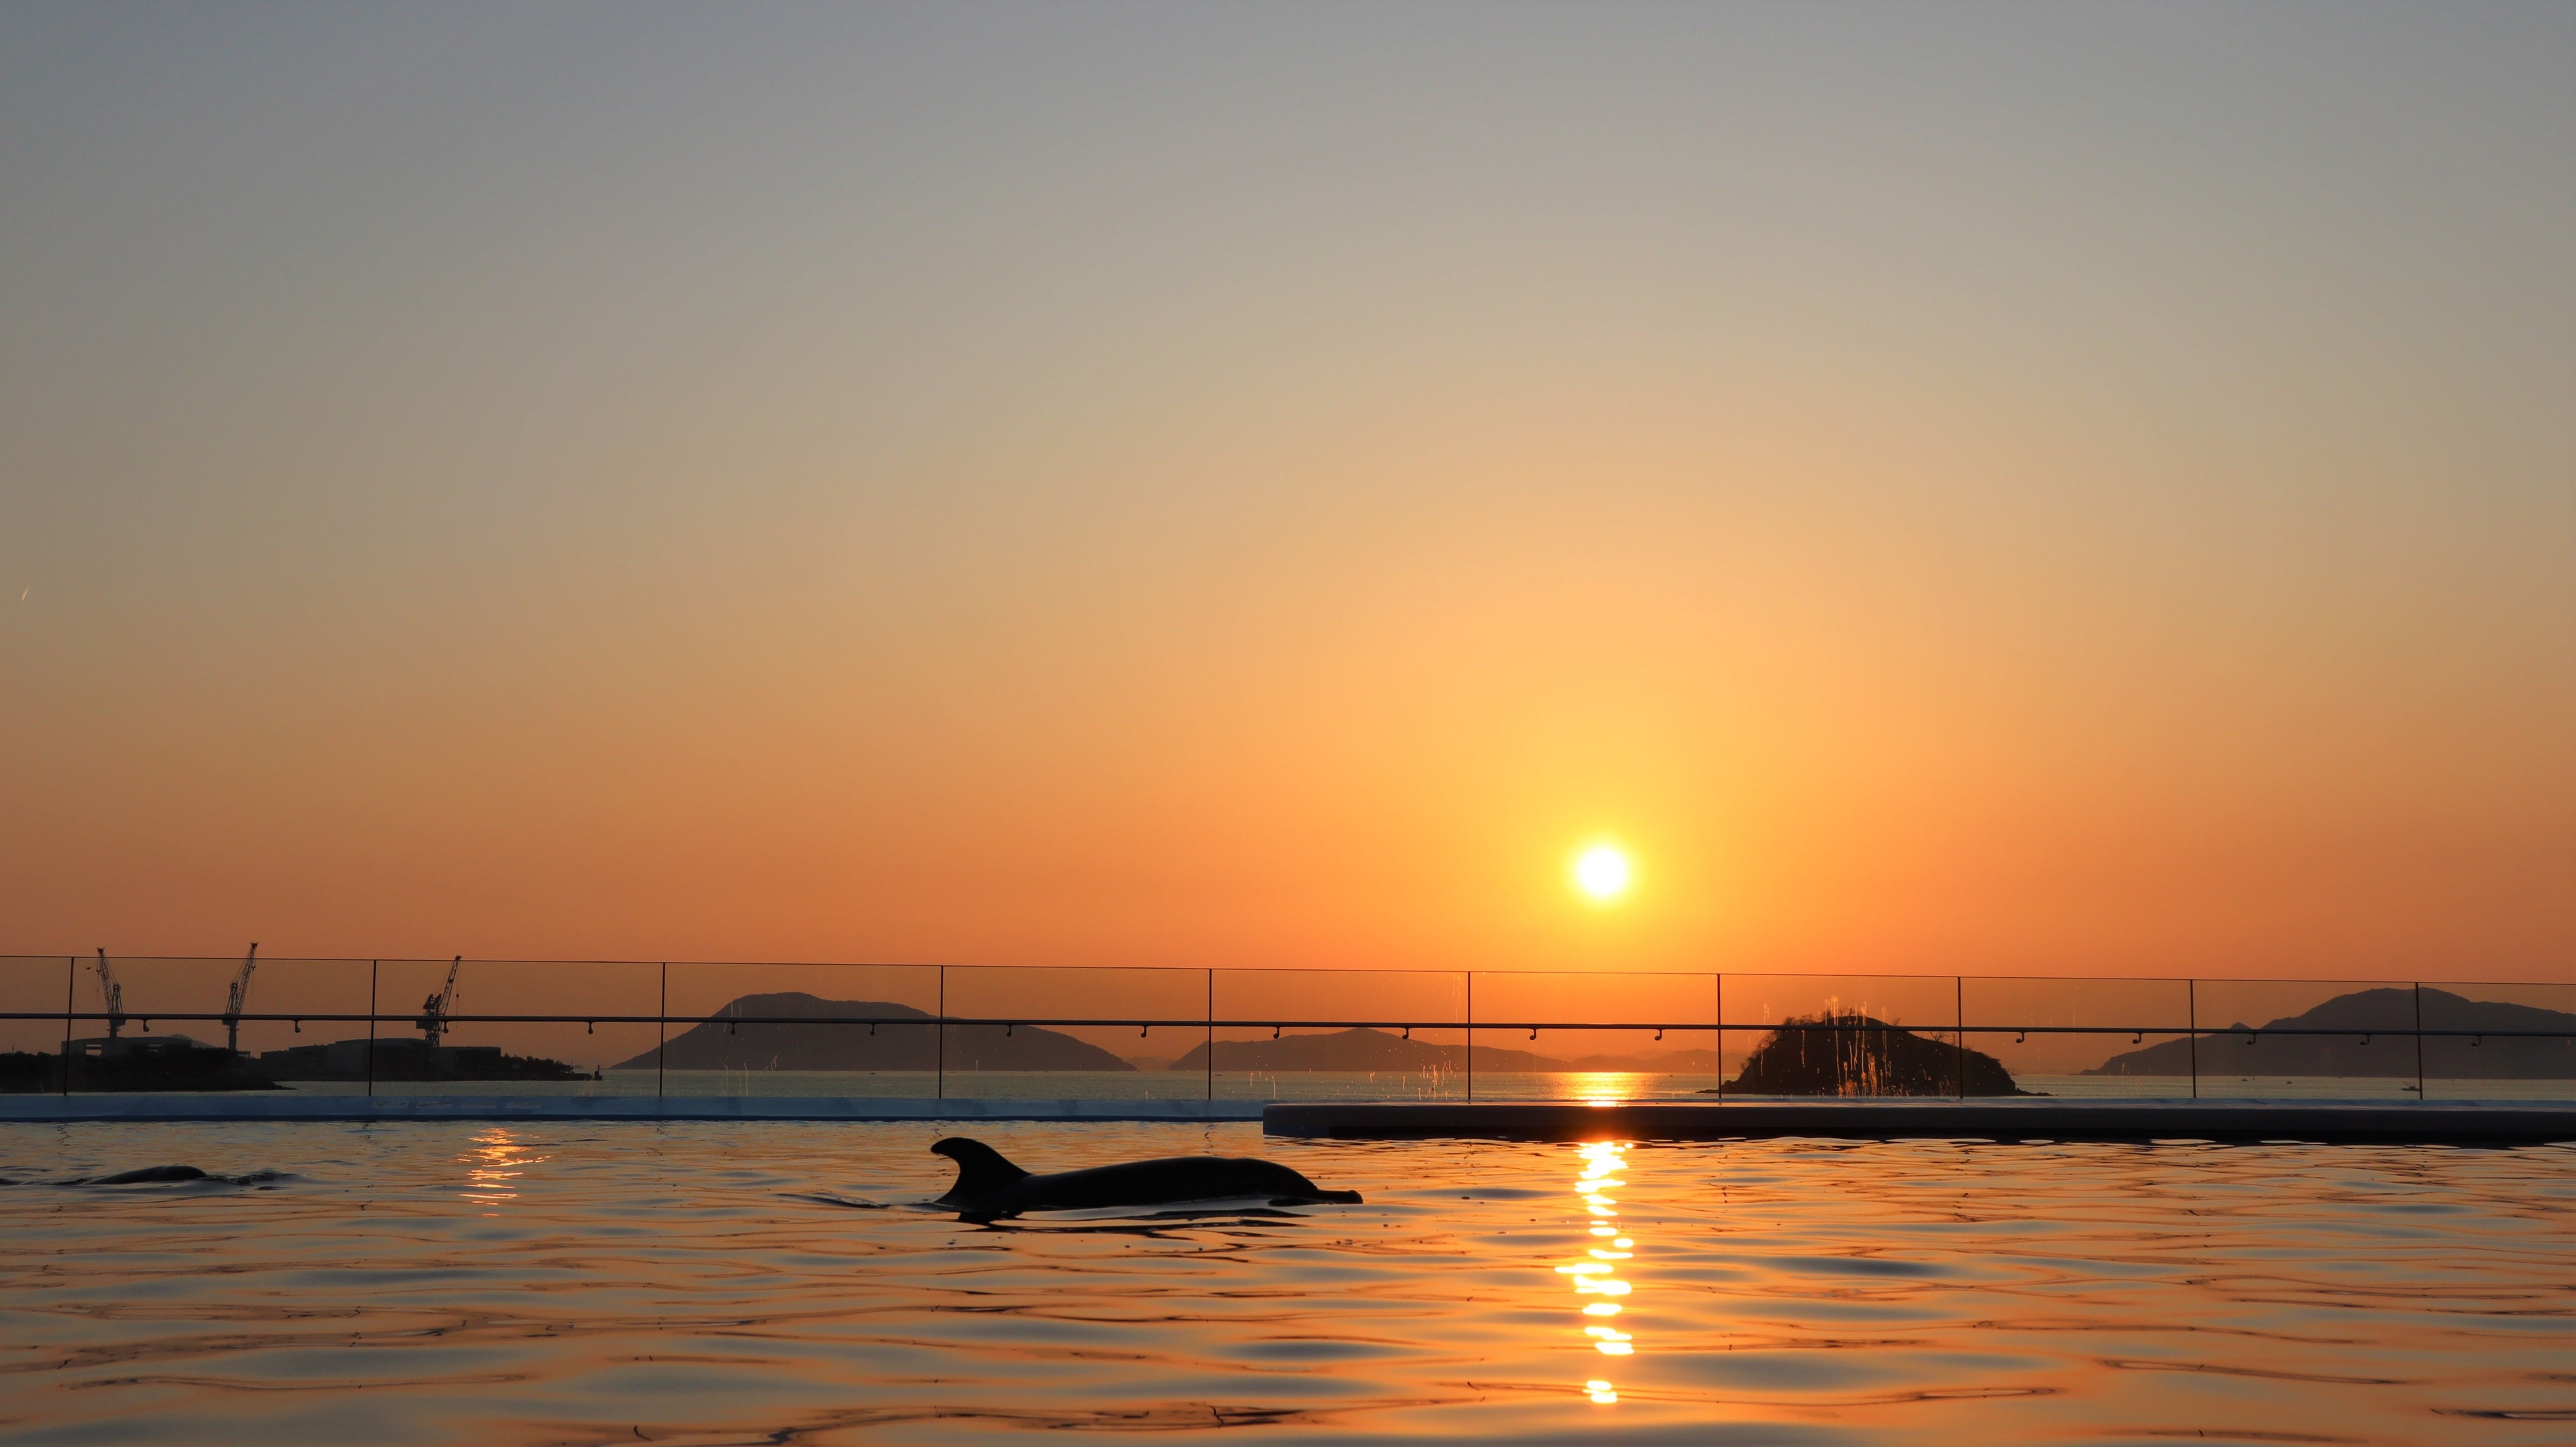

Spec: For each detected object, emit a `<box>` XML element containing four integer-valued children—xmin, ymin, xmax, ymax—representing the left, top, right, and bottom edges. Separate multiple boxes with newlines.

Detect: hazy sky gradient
<box><xmin>3</xmin><ymin>2</ymin><xmax>2569</xmax><ymax>979</ymax></box>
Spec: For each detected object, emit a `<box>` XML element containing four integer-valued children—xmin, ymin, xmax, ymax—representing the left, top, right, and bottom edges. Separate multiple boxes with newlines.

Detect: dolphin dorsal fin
<box><xmin>930</xmin><ymin>1137</ymin><xmax>1030</xmax><ymax>1201</ymax></box>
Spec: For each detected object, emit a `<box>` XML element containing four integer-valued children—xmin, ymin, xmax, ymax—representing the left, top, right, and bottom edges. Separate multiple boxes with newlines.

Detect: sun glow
<box><xmin>1572</xmin><ymin>843</ymin><xmax>1633</xmax><ymax>904</ymax></box>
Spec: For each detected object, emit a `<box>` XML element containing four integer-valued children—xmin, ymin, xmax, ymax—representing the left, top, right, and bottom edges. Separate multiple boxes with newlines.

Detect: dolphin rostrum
<box><xmin>929</xmin><ymin>1136</ymin><xmax>1362</xmax><ymax>1222</ymax></box>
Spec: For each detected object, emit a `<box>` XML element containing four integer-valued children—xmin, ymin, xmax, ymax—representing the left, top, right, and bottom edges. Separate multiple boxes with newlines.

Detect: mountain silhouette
<box><xmin>613</xmin><ymin>992</ymin><xmax>1133</xmax><ymax>1072</ymax></box>
<box><xmin>2083</xmin><ymin>987</ymin><xmax>2575</xmax><ymax>1079</ymax></box>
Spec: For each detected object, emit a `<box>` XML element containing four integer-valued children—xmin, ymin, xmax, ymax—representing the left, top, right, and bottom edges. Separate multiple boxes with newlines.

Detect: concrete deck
<box><xmin>0</xmin><ymin>1095</ymin><xmax>1268</xmax><ymax>1125</ymax></box>
<box><xmin>1260</xmin><ymin>1099</ymin><xmax>2576</xmax><ymax>1145</ymax></box>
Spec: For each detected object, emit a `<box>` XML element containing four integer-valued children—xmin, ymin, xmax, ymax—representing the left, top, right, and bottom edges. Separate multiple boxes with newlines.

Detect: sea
<box><xmin>260</xmin><ymin>1068</ymin><xmax>2576</xmax><ymax>1101</ymax></box>
<box><xmin>3</xmin><ymin>1118</ymin><xmax>2570</xmax><ymax>1444</ymax></box>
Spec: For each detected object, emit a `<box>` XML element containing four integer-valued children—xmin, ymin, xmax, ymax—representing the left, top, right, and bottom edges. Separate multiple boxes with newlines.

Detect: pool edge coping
<box><xmin>0</xmin><ymin>1096</ymin><xmax>1271</xmax><ymax>1123</ymax></box>
<box><xmin>1257</xmin><ymin>1099</ymin><xmax>2576</xmax><ymax>1144</ymax></box>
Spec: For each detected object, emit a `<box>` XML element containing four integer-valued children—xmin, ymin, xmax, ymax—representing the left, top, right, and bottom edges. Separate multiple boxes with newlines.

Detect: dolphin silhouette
<box><xmin>87</xmin><ymin>1166</ymin><xmax>210</xmax><ymax>1185</ymax></box>
<box><xmin>50</xmin><ymin>1166</ymin><xmax>288</xmax><ymax>1187</ymax></box>
<box><xmin>929</xmin><ymin>1136</ymin><xmax>1362</xmax><ymax>1222</ymax></box>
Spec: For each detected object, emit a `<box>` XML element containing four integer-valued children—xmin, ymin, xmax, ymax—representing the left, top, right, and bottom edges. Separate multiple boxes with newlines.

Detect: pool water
<box><xmin>2</xmin><ymin>1121</ymin><xmax>2570</xmax><ymax>1444</ymax></box>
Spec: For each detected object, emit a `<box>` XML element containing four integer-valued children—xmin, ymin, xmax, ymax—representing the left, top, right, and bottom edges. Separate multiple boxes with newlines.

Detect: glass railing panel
<box><xmin>939</xmin><ymin>966</ymin><xmax>1206</xmax><ymax>1100</ymax></box>
<box><xmin>2188</xmin><ymin>980</ymin><xmax>2418</xmax><ymax>1100</ymax></box>
<box><xmin>1207</xmin><ymin>969</ymin><xmax>1468</xmax><ymax>1101</ymax></box>
<box><xmin>1468</xmin><ymin>971</ymin><xmax>1719</xmax><ymax>1101</ymax></box>
<box><xmin>1718</xmin><ymin>974</ymin><xmax>1960</xmax><ymax>1097</ymax></box>
<box><xmin>2419</xmin><ymin>983</ymin><xmax>2576</xmax><ymax>1102</ymax></box>
<box><xmin>215</xmin><ymin>958</ymin><xmax>375</xmax><ymax>1096</ymax></box>
<box><xmin>34</xmin><ymin>957</ymin><xmax>390</xmax><ymax>1095</ymax></box>
<box><xmin>659</xmin><ymin>961</ymin><xmax>943</xmax><ymax>1098</ymax></box>
<box><xmin>61</xmin><ymin>955</ymin><xmax>283</xmax><ymax>1094</ymax></box>
<box><xmin>0</xmin><ymin>957</ymin><xmax>71</xmax><ymax>1048</ymax></box>
<box><xmin>1</xmin><ymin>957</ymin><xmax>73</xmax><ymax>1091</ymax></box>
<box><xmin>1958</xmin><ymin>977</ymin><xmax>2194</xmax><ymax>1098</ymax></box>
<box><xmin>367</xmin><ymin>958</ymin><xmax>656</xmax><ymax>1097</ymax></box>
<box><xmin>13</xmin><ymin>956</ymin><xmax>2551</xmax><ymax>1109</ymax></box>
<box><xmin>65</xmin><ymin>954</ymin><xmax>229</xmax><ymax>1039</ymax></box>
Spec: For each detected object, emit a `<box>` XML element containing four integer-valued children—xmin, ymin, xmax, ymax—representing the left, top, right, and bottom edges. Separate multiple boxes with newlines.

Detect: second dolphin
<box><xmin>929</xmin><ymin>1136</ymin><xmax>1363</xmax><ymax>1222</ymax></box>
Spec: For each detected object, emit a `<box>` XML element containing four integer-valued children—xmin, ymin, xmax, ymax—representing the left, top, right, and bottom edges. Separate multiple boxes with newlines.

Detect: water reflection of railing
<box><xmin>1</xmin><ymin>957</ymin><xmax>2570</xmax><ymax>1101</ymax></box>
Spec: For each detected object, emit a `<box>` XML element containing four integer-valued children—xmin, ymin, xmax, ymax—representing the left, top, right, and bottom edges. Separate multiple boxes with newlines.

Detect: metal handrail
<box><xmin>11</xmin><ymin>1011</ymin><xmax>2572</xmax><ymax>1038</ymax></box>
<box><xmin>15</xmin><ymin>955</ymin><xmax>2569</xmax><ymax>1104</ymax></box>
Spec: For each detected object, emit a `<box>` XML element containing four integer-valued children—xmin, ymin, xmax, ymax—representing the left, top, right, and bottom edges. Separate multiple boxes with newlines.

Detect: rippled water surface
<box><xmin>3</xmin><ymin>1122</ymin><xmax>2571</xmax><ymax>1445</ymax></box>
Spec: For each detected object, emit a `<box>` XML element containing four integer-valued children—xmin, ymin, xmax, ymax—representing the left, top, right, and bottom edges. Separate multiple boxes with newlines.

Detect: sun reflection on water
<box><xmin>1560</xmin><ymin>1140</ymin><xmax>1635</xmax><ymax>1403</ymax></box>
<box><xmin>1568</xmin><ymin>1071</ymin><xmax>1642</xmax><ymax>1104</ymax></box>
<box><xmin>459</xmin><ymin>1127</ymin><xmax>546</xmax><ymax>1210</ymax></box>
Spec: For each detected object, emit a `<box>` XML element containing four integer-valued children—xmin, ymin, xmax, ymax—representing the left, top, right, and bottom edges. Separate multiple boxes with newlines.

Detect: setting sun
<box><xmin>1572</xmin><ymin>843</ymin><xmax>1633</xmax><ymax>904</ymax></box>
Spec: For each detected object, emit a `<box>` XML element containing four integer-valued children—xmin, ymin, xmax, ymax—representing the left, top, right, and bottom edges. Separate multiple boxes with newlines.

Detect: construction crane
<box><xmin>221</xmin><ymin>944</ymin><xmax>259</xmax><ymax>1053</ymax></box>
<box><xmin>417</xmin><ymin>956</ymin><xmax>462</xmax><ymax>1047</ymax></box>
<box><xmin>93</xmin><ymin>948</ymin><xmax>126</xmax><ymax>1039</ymax></box>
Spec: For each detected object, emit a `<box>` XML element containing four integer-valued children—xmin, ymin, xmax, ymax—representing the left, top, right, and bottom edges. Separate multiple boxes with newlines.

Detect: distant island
<box><xmin>259</xmin><ymin>1037</ymin><xmax>591</xmax><ymax>1084</ymax></box>
<box><xmin>2085</xmin><ymin>987</ymin><xmax>2576</xmax><ymax>1080</ymax></box>
<box><xmin>1160</xmin><ymin>1027</ymin><xmax>1721</xmax><ymax>1075</ymax></box>
<box><xmin>612</xmin><ymin>992</ymin><xmax>1134</xmax><ymax>1072</ymax></box>
<box><xmin>1723</xmin><ymin>1011</ymin><xmax>2026</xmax><ymax>1095</ymax></box>
<box><xmin>0</xmin><ymin>1032</ymin><xmax>592</xmax><ymax>1093</ymax></box>
<box><xmin>3</xmin><ymin>1035</ymin><xmax>282</xmax><ymax>1093</ymax></box>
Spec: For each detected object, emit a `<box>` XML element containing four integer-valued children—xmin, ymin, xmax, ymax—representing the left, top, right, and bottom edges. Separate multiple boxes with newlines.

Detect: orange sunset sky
<box><xmin>2</xmin><ymin>4</ymin><xmax>2569</xmax><ymax>983</ymax></box>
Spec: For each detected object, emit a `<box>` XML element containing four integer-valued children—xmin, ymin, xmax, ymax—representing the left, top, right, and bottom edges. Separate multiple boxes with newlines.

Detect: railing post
<box><xmin>657</xmin><ymin>962</ymin><xmax>668</xmax><ymax>1099</ymax></box>
<box><xmin>366</xmin><ymin>961</ymin><xmax>378</xmax><ymax>1099</ymax></box>
<box><xmin>2186</xmin><ymin>978</ymin><xmax>2197</xmax><ymax>1100</ymax></box>
<box><xmin>1954</xmin><ymin>976</ymin><xmax>1966</xmax><ymax>1100</ymax></box>
<box><xmin>935</xmin><ymin>966</ymin><xmax>945</xmax><ymax>1101</ymax></box>
<box><xmin>59</xmin><ymin>956</ymin><xmax>73</xmax><ymax>1095</ymax></box>
<box><xmin>2412</xmin><ymin>982</ymin><xmax>2425</xmax><ymax>1101</ymax></box>
<box><xmin>1465</xmin><ymin>971</ymin><xmax>1475</xmax><ymax>1103</ymax></box>
<box><xmin>1204</xmin><ymin>968</ymin><xmax>1213</xmax><ymax>1101</ymax></box>
<box><xmin>1712</xmin><ymin>971</ymin><xmax>1723</xmax><ymax>1103</ymax></box>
